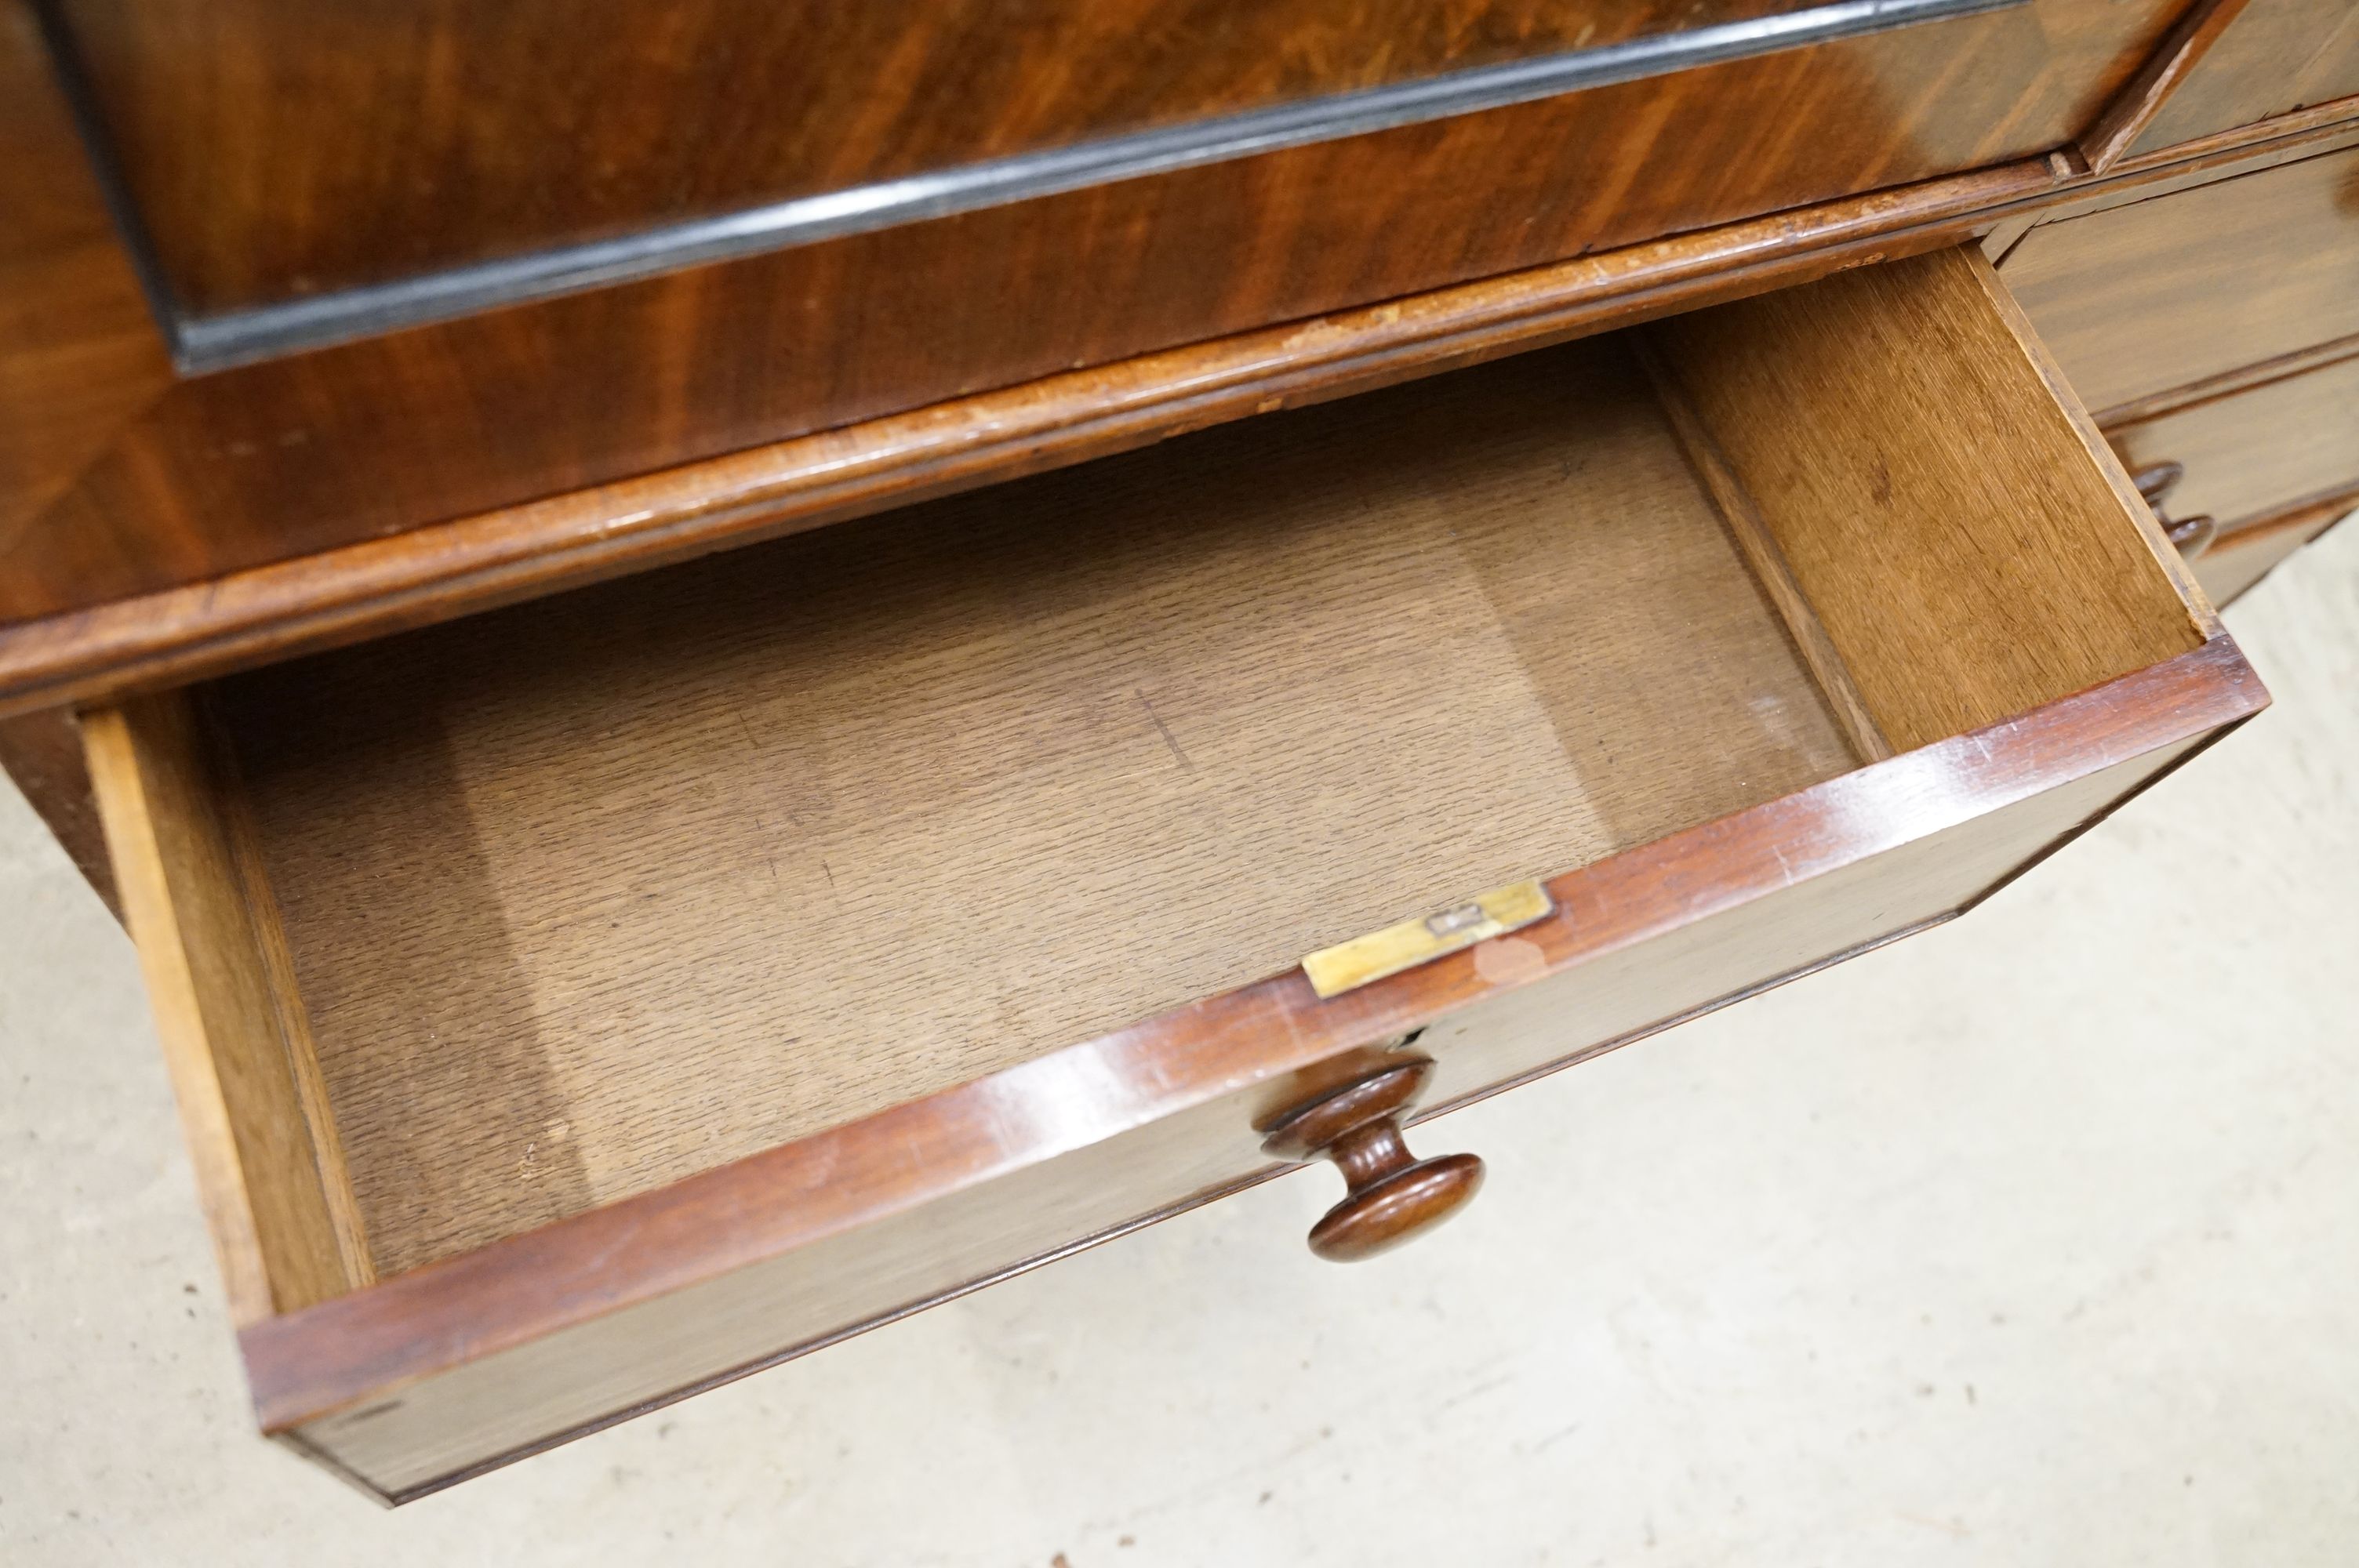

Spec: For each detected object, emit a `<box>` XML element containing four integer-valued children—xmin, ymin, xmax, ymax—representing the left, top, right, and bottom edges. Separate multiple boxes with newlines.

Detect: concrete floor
<box><xmin>3</xmin><ymin>524</ymin><xmax>2354</xmax><ymax>1566</ymax></box>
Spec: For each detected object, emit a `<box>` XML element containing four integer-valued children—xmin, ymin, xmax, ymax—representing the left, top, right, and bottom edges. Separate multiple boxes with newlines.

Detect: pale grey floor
<box><xmin>3</xmin><ymin>524</ymin><xmax>2354</xmax><ymax>1566</ymax></box>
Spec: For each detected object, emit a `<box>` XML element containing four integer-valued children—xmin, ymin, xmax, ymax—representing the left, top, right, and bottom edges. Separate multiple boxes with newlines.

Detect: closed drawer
<box><xmin>52</xmin><ymin>0</ymin><xmax>2165</xmax><ymax>352</ymax></box>
<box><xmin>2</xmin><ymin>0</ymin><xmax>2189</xmax><ymax>638</ymax></box>
<box><xmin>2195</xmin><ymin>496</ymin><xmax>2358</xmax><ymax>606</ymax></box>
<box><xmin>2002</xmin><ymin>145</ymin><xmax>2359</xmax><ymax>416</ymax></box>
<box><xmin>83</xmin><ymin>248</ymin><xmax>2260</xmax><ymax>1503</ymax></box>
<box><xmin>2110</xmin><ymin>349</ymin><xmax>2359</xmax><ymax>529</ymax></box>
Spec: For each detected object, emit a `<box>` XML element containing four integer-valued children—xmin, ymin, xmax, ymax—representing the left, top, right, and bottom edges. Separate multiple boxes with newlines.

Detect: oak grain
<box><xmin>1649</xmin><ymin>247</ymin><xmax>2205</xmax><ymax>751</ymax></box>
<box><xmin>80</xmin><ymin>695</ymin><xmax>366</xmax><ymax>1322</ymax></box>
<box><xmin>209</xmin><ymin>339</ymin><xmax>1855</xmax><ymax>1274</ymax></box>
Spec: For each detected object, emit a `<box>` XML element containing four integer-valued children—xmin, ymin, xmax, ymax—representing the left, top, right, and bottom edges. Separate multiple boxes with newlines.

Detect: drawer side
<box><xmin>82</xmin><ymin>691</ymin><xmax>369</xmax><ymax>1320</ymax></box>
<box><xmin>1650</xmin><ymin>245</ymin><xmax>2210</xmax><ymax>753</ymax></box>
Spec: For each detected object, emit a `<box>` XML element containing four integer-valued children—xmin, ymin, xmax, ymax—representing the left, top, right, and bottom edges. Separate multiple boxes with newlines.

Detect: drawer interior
<box><xmin>88</xmin><ymin>249</ymin><xmax>2210</xmax><ymax>1316</ymax></box>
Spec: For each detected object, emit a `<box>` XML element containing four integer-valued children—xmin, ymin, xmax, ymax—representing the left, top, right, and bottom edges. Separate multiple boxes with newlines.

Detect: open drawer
<box><xmin>82</xmin><ymin>248</ymin><xmax>2262</xmax><ymax>1502</ymax></box>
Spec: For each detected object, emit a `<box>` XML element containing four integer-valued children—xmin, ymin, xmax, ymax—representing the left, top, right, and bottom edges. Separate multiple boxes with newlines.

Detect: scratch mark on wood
<box><xmin>1136</xmin><ymin>688</ymin><xmax>1194</xmax><ymax>775</ymax></box>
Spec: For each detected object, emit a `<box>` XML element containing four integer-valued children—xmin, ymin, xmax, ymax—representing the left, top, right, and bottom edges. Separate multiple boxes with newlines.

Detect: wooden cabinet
<box><xmin>5</xmin><ymin>0</ymin><xmax>2352</xmax><ymax>1508</ymax></box>
<box><xmin>79</xmin><ymin>249</ymin><xmax>2257</xmax><ymax>1500</ymax></box>
<box><xmin>1999</xmin><ymin>135</ymin><xmax>2359</xmax><ymax>603</ymax></box>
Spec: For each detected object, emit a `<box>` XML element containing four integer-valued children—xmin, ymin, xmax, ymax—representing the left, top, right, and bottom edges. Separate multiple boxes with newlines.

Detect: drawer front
<box><xmin>240</xmin><ymin>684</ymin><xmax>2243</xmax><ymax>1501</ymax></box>
<box><xmin>2110</xmin><ymin>350</ymin><xmax>2359</xmax><ymax>528</ymax></box>
<box><xmin>0</xmin><ymin>0</ymin><xmax>2184</xmax><ymax>641</ymax></box>
<box><xmin>2002</xmin><ymin>145</ymin><xmax>2359</xmax><ymax>416</ymax></box>
<box><xmin>2125</xmin><ymin>0</ymin><xmax>2359</xmax><ymax>160</ymax></box>
<box><xmin>2196</xmin><ymin>495</ymin><xmax>2358</xmax><ymax>604</ymax></box>
<box><xmin>49</xmin><ymin>0</ymin><xmax>1932</xmax><ymax>325</ymax></box>
<box><xmin>84</xmin><ymin>248</ymin><xmax>2258</xmax><ymax>1502</ymax></box>
<box><xmin>52</xmin><ymin>0</ymin><xmax>2156</xmax><ymax>353</ymax></box>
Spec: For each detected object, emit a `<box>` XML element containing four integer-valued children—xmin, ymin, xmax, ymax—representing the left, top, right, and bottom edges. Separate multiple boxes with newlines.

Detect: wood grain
<box><xmin>2004</xmin><ymin>144</ymin><xmax>2359</xmax><ymax>412</ymax></box>
<box><xmin>2076</xmin><ymin>0</ymin><xmax>2255</xmax><ymax>176</ymax></box>
<box><xmin>2108</xmin><ymin>348</ymin><xmax>2359</xmax><ymax>530</ymax></box>
<box><xmin>51</xmin><ymin>0</ymin><xmax>1825</xmax><ymax>316</ymax></box>
<box><xmin>233</xmin><ymin>637</ymin><xmax>2263</xmax><ymax>1500</ymax></box>
<box><xmin>0</xmin><ymin>0</ymin><xmax>170</xmax><ymax>559</ymax></box>
<box><xmin>2043</xmin><ymin>101</ymin><xmax>2359</xmax><ymax>222</ymax></box>
<box><xmin>1648</xmin><ymin>246</ymin><xmax>2205</xmax><ymax>752</ymax></box>
<box><xmin>0</xmin><ymin>0</ymin><xmax>2181</xmax><ymax>649</ymax></box>
<box><xmin>208</xmin><ymin>339</ymin><xmax>1857</xmax><ymax>1276</ymax></box>
<box><xmin>87</xmin><ymin>247</ymin><xmax>2259</xmax><ymax>1486</ymax></box>
<box><xmin>0</xmin><ymin>157</ymin><xmax>2055</xmax><ymax>721</ymax></box>
<box><xmin>87</xmin><ymin>250</ymin><xmax>2263</xmax><ymax>1495</ymax></box>
<box><xmin>80</xmin><ymin>695</ymin><xmax>366</xmax><ymax>1322</ymax></box>
<box><xmin>205</xmin><ymin>717</ymin><xmax>376</xmax><ymax>1290</ymax></box>
<box><xmin>14</xmin><ymin>97</ymin><xmax>2350</xmax><ymax>721</ymax></box>
<box><xmin>2012</xmin><ymin>94</ymin><xmax>2359</xmax><ymax>270</ymax></box>
<box><xmin>1634</xmin><ymin>337</ymin><xmax>1894</xmax><ymax>763</ymax></box>
<box><xmin>2091</xmin><ymin>329</ymin><xmax>2359</xmax><ymax>426</ymax></box>
<box><xmin>1259</xmin><ymin>1054</ymin><xmax>1485</xmax><ymax>1262</ymax></box>
<box><xmin>2124</xmin><ymin>0</ymin><xmax>2359</xmax><ymax>159</ymax></box>
<box><xmin>11</xmin><ymin>7</ymin><xmax>2354</xmax><ymax>713</ymax></box>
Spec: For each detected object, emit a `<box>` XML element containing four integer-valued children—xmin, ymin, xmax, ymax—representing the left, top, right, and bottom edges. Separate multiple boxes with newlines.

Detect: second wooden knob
<box><xmin>1260</xmin><ymin>1053</ymin><xmax>1483</xmax><ymax>1262</ymax></box>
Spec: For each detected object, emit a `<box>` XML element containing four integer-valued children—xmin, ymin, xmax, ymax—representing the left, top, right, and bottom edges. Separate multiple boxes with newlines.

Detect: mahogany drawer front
<box><xmin>2001</xmin><ymin>144</ymin><xmax>2359</xmax><ymax>416</ymax></box>
<box><xmin>2109</xmin><ymin>350</ymin><xmax>2359</xmax><ymax>532</ymax></box>
<box><xmin>0</xmin><ymin>0</ymin><xmax>2186</xmax><ymax>637</ymax></box>
<box><xmin>2123</xmin><ymin>0</ymin><xmax>2359</xmax><ymax>161</ymax></box>
<box><xmin>82</xmin><ymin>248</ymin><xmax>2259</xmax><ymax>1503</ymax></box>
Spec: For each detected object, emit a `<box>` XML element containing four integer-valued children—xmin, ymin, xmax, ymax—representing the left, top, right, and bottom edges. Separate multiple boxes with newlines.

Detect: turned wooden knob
<box><xmin>2163</xmin><ymin>511</ymin><xmax>2218</xmax><ymax>557</ymax></box>
<box><xmin>1260</xmin><ymin>1053</ymin><xmax>1482</xmax><ymax>1261</ymax></box>
<box><xmin>2130</xmin><ymin>459</ymin><xmax>2184</xmax><ymax>506</ymax></box>
<box><xmin>2128</xmin><ymin>459</ymin><xmax>2215</xmax><ymax>557</ymax></box>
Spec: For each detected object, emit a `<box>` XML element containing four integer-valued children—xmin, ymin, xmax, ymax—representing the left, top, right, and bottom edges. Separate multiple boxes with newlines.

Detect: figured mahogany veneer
<box><xmin>9</xmin><ymin>0</ymin><xmax>2359</xmax><ymax>724</ymax></box>
<box><xmin>42</xmin><ymin>0</ymin><xmax>1908</xmax><ymax>330</ymax></box>
<box><xmin>77</xmin><ymin>248</ymin><xmax>2258</xmax><ymax>1501</ymax></box>
<box><xmin>0</xmin><ymin>0</ymin><xmax>2190</xmax><ymax>652</ymax></box>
